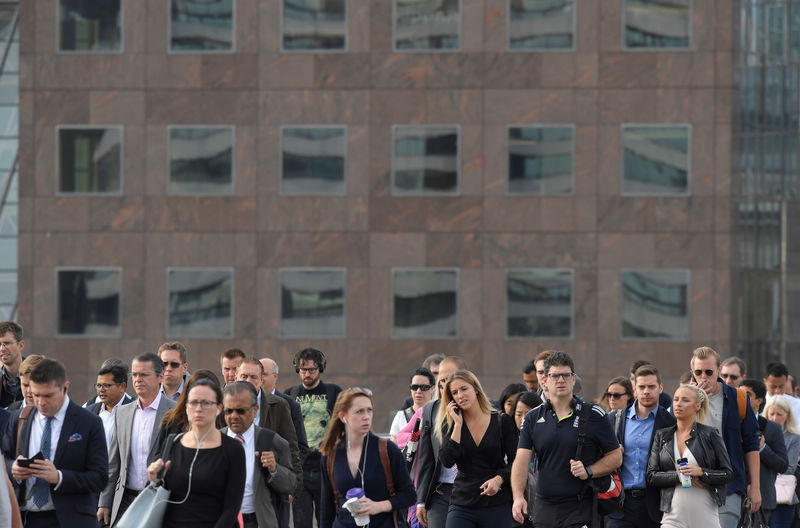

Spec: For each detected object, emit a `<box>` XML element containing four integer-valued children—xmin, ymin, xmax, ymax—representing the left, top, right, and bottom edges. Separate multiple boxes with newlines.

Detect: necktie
<box><xmin>235</xmin><ymin>434</ymin><xmax>245</xmax><ymax>444</ymax></box>
<box><xmin>32</xmin><ymin>416</ymin><xmax>54</xmax><ymax>508</ymax></box>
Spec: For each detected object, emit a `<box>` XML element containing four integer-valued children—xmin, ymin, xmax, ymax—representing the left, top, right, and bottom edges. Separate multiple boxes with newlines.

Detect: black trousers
<box><xmin>533</xmin><ymin>497</ymin><xmax>594</xmax><ymax>528</ymax></box>
<box><xmin>605</xmin><ymin>495</ymin><xmax>659</xmax><ymax>528</ymax></box>
<box><xmin>22</xmin><ymin>510</ymin><xmax>59</xmax><ymax>528</ymax></box>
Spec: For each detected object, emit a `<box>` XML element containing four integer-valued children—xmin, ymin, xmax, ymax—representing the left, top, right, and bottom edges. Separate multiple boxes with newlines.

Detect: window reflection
<box><xmin>280</xmin><ymin>269</ymin><xmax>346</xmax><ymax>338</ymax></box>
<box><xmin>624</xmin><ymin>0</ymin><xmax>690</xmax><ymax>49</ymax></box>
<box><xmin>392</xmin><ymin>269</ymin><xmax>458</xmax><ymax>339</ymax></box>
<box><xmin>58</xmin><ymin>127</ymin><xmax>122</xmax><ymax>194</ymax></box>
<box><xmin>508</xmin><ymin>126</ymin><xmax>573</xmax><ymax>195</ymax></box>
<box><xmin>621</xmin><ymin>269</ymin><xmax>689</xmax><ymax>340</ymax></box>
<box><xmin>282</xmin><ymin>127</ymin><xmax>346</xmax><ymax>195</ymax></box>
<box><xmin>168</xmin><ymin>269</ymin><xmax>233</xmax><ymax>337</ymax></box>
<box><xmin>59</xmin><ymin>0</ymin><xmax>122</xmax><ymax>52</ymax></box>
<box><xmin>508</xmin><ymin>0</ymin><xmax>574</xmax><ymax>50</ymax></box>
<box><xmin>507</xmin><ymin>269</ymin><xmax>572</xmax><ymax>338</ymax></box>
<box><xmin>58</xmin><ymin>269</ymin><xmax>121</xmax><ymax>336</ymax></box>
<box><xmin>283</xmin><ymin>0</ymin><xmax>346</xmax><ymax>51</ymax></box>
<box><xmin>169</xmin><ymin>127</ymin><xmax>234</xmax><ymax>195</ymax></box>
<box><xmin>171</xmin><ymin>0</ymin><xmax>233</xmax><ymax>51</ymax></box>
<box><xmin>393</xmin><ymin>126</ymin><xmax>459</xmax><ymax>195</ymax></box>
<box><xmin>622</xmin><ymin>125</ymin><xmax>689</xmax><ymax>195</ymax></box>
<box><xmin>395</xmin><ymin>0</ymin><xmax>460</xmax><ymax>51</ymax></box>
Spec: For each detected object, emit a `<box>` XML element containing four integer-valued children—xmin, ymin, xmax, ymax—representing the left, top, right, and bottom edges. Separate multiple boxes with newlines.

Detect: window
<box><xmin>392</xmin><ymin>268</ymin><xmax>458</xmax><ymax>339</ymax></box>
<box><xmin>394</xmin><ymin>0</ymin><xmax>460</xmax><ymax>51</ymax></box>
<box><xmin>57</xmin><ymin>126</ymin><xmax>122</xmax><ymax>194</ymax></box>
<box><xmin>508</xmin><ymin>0</ymin><xmax>575</xmax><ymax>50</ymax></box>
<box><xmin>508</xmin><ymin>125</ymin><xmax>574</xmax><ymax>195</ymax></box>
<box><xmin>168</xmin><ymin>126</ymin><xmax>234</xmax><ymax>195</ymax></box>
<box><xmin>57</xmin><ymin>268</ymin><xmax>122</xmax><ymax>337</ymax></box>
<box><xmin>621</xmin><ymin>125</ymin><xmax>690</xmax><ymax>195</ymax></box>
<box><xmin>621</xmin><ymin>269</ymin><xmax>689</xmax><ymax>340</ymax></box>
<box><xmin>393</xmin><ymin>125</ymin><xmax>459</xmax><ymax>195</ymax></box>
<box><xmin>167</xmin><ymin>268</ymin><xmax>233</xmax><ymax>338</ymax></box>
<box><xmin>281</xmin><ymin>126</ymin><xmax>347</xmax><ymax>195</ymax></box>
<box><xmin>506</xmin><ymin>269</ymin><xmax>573</xmax><ymax>338</ymax></box>
<box><xmin>282</xmin><ymin>0</ymin><xmax>347</xmax><ymax>51</ymax></box>
<box><xmin>280</xmin><ymin>268</ymin><xmax>346</xmax><ymax>338</ymax></box>
<box><xmin>59</xmin><ymin>0</ymin><xmax>122</xmax><ymax>52</ymax></box>
<box><xmin>170</xmin><ymin>0</ymin><xmax>234</xmax><ymax>52</ymax></box>
<box><xmin>624</xmin><ymin>0</ymin><xmax>690</xmax><ymax>49</ymax></box>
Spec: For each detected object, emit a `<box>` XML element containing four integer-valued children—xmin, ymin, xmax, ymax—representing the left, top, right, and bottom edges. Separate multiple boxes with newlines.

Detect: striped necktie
<box><xmin>32</xmin><ymin>416</ymin><xmax>54</xmax><ymax>508</ymax></box>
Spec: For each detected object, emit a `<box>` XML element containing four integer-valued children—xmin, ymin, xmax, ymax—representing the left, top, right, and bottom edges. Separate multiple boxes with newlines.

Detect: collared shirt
<box><xmin>227</xmin><ymin>424</ymin><xmax>256</xmax><ymax>514</ymax></box>
<box><xmin>622</xmin><ymin>402</ymin><xmax>657</xmax><ymax>490</ymax></box>
<box><xmin>23</xmin><ymin>396</ymin><xmax>69</xmax><ymax>512</ymax></box>
<box><xmin>255</xmin><ymin>390</ymin><xmax>262</xmax><ymax>419</ymax></box>
<box><xmin>161</xmin><ymin>376</ymin><xmax>186</xmax><ymax>402</ymax></box>
<box><xmin>126</xmin><ymin>392</ymin><xmax>162</xmax><ymax>491</ymax></box>
<box><xmin>98</xmin><ymin>396</ymin><xmax>128</xmax><ymax>449</ymax></box>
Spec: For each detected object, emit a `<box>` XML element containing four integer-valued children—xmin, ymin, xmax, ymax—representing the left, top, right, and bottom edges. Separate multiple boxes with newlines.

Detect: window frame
<box><xmin>55</xmin><ymin>266</ymin><xmax>123</xmax><ymax>338</ymax></box>
<box><xmin>166</xmin><ymin>266</ymin><xmax>235</xmax><ymax>339</ymax></box>
<box><xmin>504</xmin><ymin>267</ymin><xmax>575</xmax><ymax>340</ymax></box>
<box><xmin>168</xmin><ymin>0</ymin><xmax>236</xmax><ymax>55</ymax></box>
<box><xmin>391</xmin><ymin>123</ymin><xmax>461</xmax><ymax>197</ymax></box>
<box><xmin>392</xmin><ymin>0</ymin><xmax>462</xmax><ymax>53</ymax></box>
<box><xmin>166</xmin><ymin>124</ymin><xmax>236</xmax><ymax>197</ymax></box>
<box><xmin>390</xmin><ymin>267</ymin><xmax>460</xmax><ymax>340</ymax></box>
<box><xmin>619</xmin><ymin>267</ymin><xmax>691</xmax><ymax>342</ymax></box>
<box><xmin>620</xmin><ymin>122</ymin><xmax>692</xmax><ymax>197</ymax></box>
<box><xmin>56</xmin><ymin>0</ymin><xmax>125</xmax><ymax>55</ymax></box>
<box><xmin>55</xmin><ymin>124</ymin><xmax>124</xmax><ymax>197</ymax></box>
<box><xmin>505</xmin><ymin>0</ymin><xmax>577</xmax><ymax>53</ymax></box>
<box><xmin>279</xmin><ymin>124</ymin><xmax>349</xmax><ymax>196</ymax></box>
<box><xmin>279</xmin><ymin>0</ymin><xmax>349</xmax><ymax>53</ymax></box>
<box><xmin>505</xmin><ymin>123</ymin><xmax>576</xmax><ymax>196</ymax></box>
<box><xmin>278</xmin><ymin>267</ymin><xmax>348</xmax><ymax>339</ymax></box>
<box><xmin>621</xmin><ymin>0</ymin><xmax>693</xmax><ymax>52</ymax></box>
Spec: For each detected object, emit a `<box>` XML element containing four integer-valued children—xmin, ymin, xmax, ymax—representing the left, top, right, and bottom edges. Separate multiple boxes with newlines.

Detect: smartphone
<box><xmin>18</xmin><ymin>452</ymin><xmax>44</xmax><ymax>468</ymax></box>
<box><xmin>454</xmin><ymin>406</ymin><xmax>461</xmax><ymax>415</ymax></box>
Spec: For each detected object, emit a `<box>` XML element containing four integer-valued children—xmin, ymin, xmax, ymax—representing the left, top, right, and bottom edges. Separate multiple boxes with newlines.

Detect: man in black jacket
<box><xmin>607</xmin><ymin>364</ymin><xmax>676</xmax><ymax>528</ymax></box>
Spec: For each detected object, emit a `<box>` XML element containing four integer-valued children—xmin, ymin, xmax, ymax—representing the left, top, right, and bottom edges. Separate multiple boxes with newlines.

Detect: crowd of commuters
<box><xmin>0</xmin><ymin>319</ymin><xmax>800</xmax><ymax>527</ymax></box>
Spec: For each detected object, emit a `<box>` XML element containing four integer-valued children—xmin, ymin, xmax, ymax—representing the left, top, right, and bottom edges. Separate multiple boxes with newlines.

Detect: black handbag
<box><xmin>737</xmin><ymin>503</ymin><xmax>769</xmax><ymax>528</ymax></box>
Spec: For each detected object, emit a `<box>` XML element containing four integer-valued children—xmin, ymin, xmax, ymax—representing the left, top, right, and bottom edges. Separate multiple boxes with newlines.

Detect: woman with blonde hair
<box><xmin>762</xmin><ymin>395</ymin><xmax>800</xmax><ymax>528</ymax></box>
<box><xmin>646</xmin><ymin>384</ymin><xmax>733</xmax><ymax>528</ymax></box>
<box><xmin>437</xmin><ymin>370</ymin><xmax>519</xmax><ymax>528</ymax></box>
<box><xmin>319</xmin><ymin>388</ymin><xmax>415</xmax><ymax>528</ymax></box>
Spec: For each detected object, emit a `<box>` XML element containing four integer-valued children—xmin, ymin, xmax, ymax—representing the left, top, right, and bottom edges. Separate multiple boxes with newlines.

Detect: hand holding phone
<box><xmin>17</xmin><ymin>452</ymin><xmax>44</xmax><ymax>468</ymax></box>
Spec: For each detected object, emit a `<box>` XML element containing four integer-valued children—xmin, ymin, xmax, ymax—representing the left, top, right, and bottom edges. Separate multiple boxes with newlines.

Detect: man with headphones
<box><xmin>284</xmin><ymin>348</ymin><xmax>341</xmax><ymax>528</ymax></box>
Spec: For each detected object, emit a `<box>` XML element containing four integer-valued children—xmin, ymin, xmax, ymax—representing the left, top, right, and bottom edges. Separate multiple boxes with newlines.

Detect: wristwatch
<box><xmin>585</xmin><ymin>466</ymin><xmax>593</xmax><ymax>479</ymax></box>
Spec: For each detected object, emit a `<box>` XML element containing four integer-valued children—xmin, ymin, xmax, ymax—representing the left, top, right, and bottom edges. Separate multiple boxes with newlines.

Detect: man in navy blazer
<box><xmin>10</xmin><ymin>359</ymin><xmax>108</xmax><ymax>528</ymax></box>
<box><xmin>607</xmin><ymin>364</ymin><xmax>676</xmax><ymax>528</ymax></box>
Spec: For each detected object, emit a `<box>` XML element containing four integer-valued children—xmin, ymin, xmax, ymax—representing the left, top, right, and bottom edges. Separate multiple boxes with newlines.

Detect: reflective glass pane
<box><xmin>393</xmin><ymin>126</ymin><xmax>458</xmax><ymax>195</ymax></box>
<box><xmin>0</xmin><ymin>237</ymin><xmax>14</xmax><ymax>270</ymax></box>
<box><xmin>3</xmin><ymin>41</ymin><xmax>18</xmax><ymax>73</ymax></box>
<box><xmin>0</xmin><ymin>74</ymin><xmax>18</xmax><ymax>105</ymax></box>
<box><xmin>622</xmin><ymin>125</ymin><xmax>689</xmax><ymax>195</ymax></box>
<box><xmin>282</xmin><ymin>127</ymin><xmax>346</xmax><ymax>195</ymax></box>
<box><xmin>395</xmin><ymin>0</ymin><xmax>460</xmax><ymax>51</ymax></box>
<box><xmin>57</xmin><ymin>269</ymin><xmax>121</xmax><ymax>336</ymax></box>
<box><xmin>0</xmin><ymin>7</ymin><xmax>15</xmax><ymax>43</ymax></box>
<box><xmin>0</xmin><ymin>205</ymin><xmax>17</xmax><ymax>236</ymax></box>
<box><xmin>171</xmin><ymin>0</ymin><xmax>234</xmax><ymax>51</ymax></box>
<box><xmin>624</xmin><ymin>0</ymin><xmax>690</xmax><ymax>49</ymax></box>
<box><xmin>392</xmin><ymin>269</ymin><xmax>458</xmax><ymax>338</ymax></box>
<box><xmin>507</xmin><ymin>269</ymin><xmax>572</xmax><ymax>338</ymax></box>
<box><xmin>0</xmin><ymin>106</ymin><xmax>18</xmax><ymax>137</ymax></box>
<box><xmin>168</xmin><ymin>269</ymin><xmax>233</xmax><ymax>337</ymax></box>
<box><xmin>283</xmin><ymin>0</ymin><xmax>346</xmax><ymax>51</ymax></box>
<box><xmin>169</xmin><ymin>127</ymin><xmax>234</xmax><ymax>195</ymax></box>
<box><xmin>59</xmin><ymin>0</ymin><xmax>122</xmax><ymax>52</ymax></box>
<box><xmin>621</xmin><ymin>269</ymin><xmax>689</xmax><ymax>340</ymax></box>
<box><xmin>0</xmin><ymin>271</ymin><xmax>17</xmax><ymax>305</ymax></box>
<box><xmin>280</xmin><ymin>269</ymin><xmax>346</xmax><ymax>338</ymax></box>
<box><xmin>508</xmin><ymin>0</ymin><xmax>574</xmax><ymax>50</ymax></box>
<box><xmin>0</xmin><ymin>138</ymin><xmax>15</xmax><ymax>170</ymax></box>
<box><xmin>508</xmin><ymin>126</ymin><xmax>573</xmax><ymax>195</ymax></box>
<box><xmin>58</xmin><ymin>127</ymin><xmax>122</xmax><ymax>194</ymax></box>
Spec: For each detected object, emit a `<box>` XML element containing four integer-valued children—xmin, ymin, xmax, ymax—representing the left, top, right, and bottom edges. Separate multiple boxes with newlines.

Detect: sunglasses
<box><xmin>693</xmin><ymin>369</ymin><xmax>715</xmax><ymax>378</ymax></box>
<box><xmin>606</xmin><ymin>392</ymin><xmax>627</xmax><ymax>399</ymax></box>
<box><xmin>721</xmin><ymin>374</ymin><xmax>740</xmax><ymax>381</ymax></box>
<box><xmin>410</xmin><ymin>384</ymin><xmax>433</xmax><ymax>392</ymax></box>
<box><xmin>224</xmin><ymin>407</ymin><xmax>252</xmax><ymax>415</ymax></box>
<box><xmin>164</xmin><ymin>361</ymin><xmax>183</xmax><ymax>369</ymax></box>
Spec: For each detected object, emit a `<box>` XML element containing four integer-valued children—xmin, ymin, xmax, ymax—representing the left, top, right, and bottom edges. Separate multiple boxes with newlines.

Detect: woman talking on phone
<box><xmin>437</xmin><ymin>370</ymin><xmax>519</xmax><ymax>528</ymax></box>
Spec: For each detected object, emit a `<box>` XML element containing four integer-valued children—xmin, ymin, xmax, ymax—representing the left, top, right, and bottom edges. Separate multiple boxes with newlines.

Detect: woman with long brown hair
<box><xmin>319</xmin><ymin>387</ymin><xmax>415</xmax><ymax>528</ymax></box>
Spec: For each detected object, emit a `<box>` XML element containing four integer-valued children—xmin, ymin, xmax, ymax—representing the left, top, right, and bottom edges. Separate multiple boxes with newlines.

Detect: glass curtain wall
<box><xmin>0</xmin><ymin>3</ymin><xmax>17</xmax><ymax>321</ymax></box>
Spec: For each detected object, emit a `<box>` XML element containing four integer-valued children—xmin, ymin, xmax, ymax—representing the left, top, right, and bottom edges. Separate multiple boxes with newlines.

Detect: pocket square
<box><xmin>68</xmin><ymin>433</ymin><xmax>82</xmax><ymax>442</ymax></box>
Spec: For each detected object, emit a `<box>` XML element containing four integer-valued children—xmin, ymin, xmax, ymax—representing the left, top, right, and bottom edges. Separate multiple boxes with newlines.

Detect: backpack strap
<box><xmin>736</xmin><ymin>387</ymin><xmax>747</xmax><ymax>422</ymax></box>
<box><xmin>326</xmin><ymin>450</ymin><xmax>338</xmax><ymax>511</ymax></box>
<box><xmin>379</xmin><ymin>438</ymin><xmax>399</xmax><ymax>528</ymax></box>
<box><xmin>15</xmin><ymin>406</ymin><xmax>34</xmax><ymax>459</ymax></box>
<box><xmin>574</xmin><ymin>401</ymin><xmax>589</xmax><ymax>461</ymax></box>
<box><xmin>614</xmin><ymin>409</ymin><xmax>624</xmax><ymax>444</ymax></box>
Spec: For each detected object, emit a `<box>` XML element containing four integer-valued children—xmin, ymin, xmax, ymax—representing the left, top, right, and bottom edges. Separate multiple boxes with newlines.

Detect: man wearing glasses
<box><xmin>98</xmin><ymin>353</ymin><xmax>176</xmax><ymax>527</ymax></box>
<box><xmin>0</xmin><ymin>321</ymin><xmax>25</xmax><ymax>409</ymax></box>
<box><xmin>158</xmin><ymin>341</ymin><xmax>189</xmax><ymax>401</ymax></box>
<box><xmin>88</xmin><ymin>363</ymin><xmax>132</xmax><ymax>448</ymax></box>
<box><xmin>284</xmin><ymin>348</ymin><xmax>341</xmax><ymax>528</ymax></box>
<box><xmin>691</xmin><ymin>346</ymin><xmax>761</xmax><ymax>528</ymax></box>
<box><xmin>720</xmin><ymin>357</ymin><xmax>747</xmax><ymax>388</ymax></box>
<box><xmin>222</xmin><ymin>381</ymin><xmax>295</xmax><ymax>528</ymax></box>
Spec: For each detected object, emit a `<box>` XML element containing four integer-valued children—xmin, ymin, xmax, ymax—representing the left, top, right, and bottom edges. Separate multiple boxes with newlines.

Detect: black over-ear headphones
<box><xmin>293</xmin><ymin>348</ymin><xmax>327</xmax><ymax>374</ymax></box>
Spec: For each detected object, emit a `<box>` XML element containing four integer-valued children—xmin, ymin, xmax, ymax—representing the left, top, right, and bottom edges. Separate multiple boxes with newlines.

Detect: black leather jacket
<box><xmin>646</xmin><ymin>422</ymin><xmax>734</xmax><ymax>512</ymax></box>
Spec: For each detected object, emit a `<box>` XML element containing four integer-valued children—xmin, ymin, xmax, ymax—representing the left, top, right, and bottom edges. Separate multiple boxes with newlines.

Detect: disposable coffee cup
<box><xmin>344</xmin><ymin>488</ymin><xmax>369</xmax><ymax>526</ymax></box>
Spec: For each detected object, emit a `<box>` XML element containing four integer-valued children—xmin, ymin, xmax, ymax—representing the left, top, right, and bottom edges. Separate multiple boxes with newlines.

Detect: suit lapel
<box><xmin>259</xmin><ymin>392</ymin><xmax>268</xmax><ymax>428</ymax></box>
<box><xmin>151</xmin><ymin>396</ymin><xmax>170</xmax><ymax>448</ymax></box>
<box><xmin>53</xmin><ymin>401</ymin><xmax>76</xmax><ymax>467</ymax></box>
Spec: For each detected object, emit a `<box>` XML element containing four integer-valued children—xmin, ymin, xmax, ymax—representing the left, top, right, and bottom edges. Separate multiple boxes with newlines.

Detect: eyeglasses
<box><xmin>298</xmin><ymin>367</ymin><xmax>318</xmax><ymax>374</ymax></box>
<box><xmin>410</xmin><ymin>384</ymin><xmax>433</xmax><ymax>392</ymax></box>
<box><xmin>721</xmin><ymin>374</ymin><xmax>740</xmax><ymax>381</ymax></box>
<box><xmin>606</xmin><ymin>392</ymin><xmax>627</xmax><ymax>399</ymax></box>
<box><xmin>186</xmin><ymin>400</ymin><xmax>217</xmax><ymax>409</ymax></box>
<box><xmin>693</xmin><ymin>369</ymin><xmax>715</xmax><ymax>378</ymax></box>
<box><xmin>224</xmin><ymin>407</ymin><xmax>252</xmax><ymax>415</ymax></box>
<box><xmin>548</xmin><ymin>372</ymin><xmax>574</xmax><ymax>381</ymax></box>
<box><xmin>345</xmin><ymin>386</ymin><xmax>373</xmax><ymax>396</ymax></box>
<box><xmin>0</xmin><ymin>341</ymin><xmax>17</xmax><ymax>348</ymax></box>
<box><xmin>164</xmin><ymin>361</ymin><xmax>183</xmax><ymax>369</ymax></box>
<box><xmin>96</xmin><ymin>383</ymin><xmax>120</xmax><ymax>390</ymax></box>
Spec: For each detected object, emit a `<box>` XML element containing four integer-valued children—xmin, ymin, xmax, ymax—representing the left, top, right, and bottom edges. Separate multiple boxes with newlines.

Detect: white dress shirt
<box><xmin>98</xmin><ymin>396</ymin><xmax>127</xmax><ymax>449</ymax></box>
<box><xmin>227</xmin><ymin>423</ymin><xmax>256</xmax><ymax>514</ymax></box>
<box><xmin>126</xmin><ymin>392</ymin><xmax>162</xmax><ymax>491</ymax></box>
<box><xmin>23</xmin><ymin>396</ymin><xmax>70</xmax><ymax>512</ymax></box>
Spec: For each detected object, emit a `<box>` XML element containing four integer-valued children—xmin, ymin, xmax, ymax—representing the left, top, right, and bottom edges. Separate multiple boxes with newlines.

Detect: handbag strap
<box><xmin>15</xmin><ymin>405</ymin><xmax>33</xmax><ymax>459</ymax></box>
<box><xmin>156</xmin><ymin>432</ymin><xmax>184</xmax><ymax>481</ymax></box>
<box><xmin>378</xmin><ymin>438</ymin><xmax>399</xmax><ymax>528</ymax></box>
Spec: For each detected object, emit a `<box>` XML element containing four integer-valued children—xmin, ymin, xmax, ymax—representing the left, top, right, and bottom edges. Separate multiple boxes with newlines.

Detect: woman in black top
<box><xmin>147</xmin><ymin>378</ymin><xmax>246</xmax><ymax>528</ymax></box>
<box><xmin>437</xmin><ymin>370</ymin><xmax>519</xmax><ymax>528</ymax></box>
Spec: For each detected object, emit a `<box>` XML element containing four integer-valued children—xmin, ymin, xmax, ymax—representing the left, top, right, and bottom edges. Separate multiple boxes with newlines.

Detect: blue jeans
<box><xmin>445</xmin><ymin>503</ymin><xmax>512</xmax><ymax>528</ymax></box>
<box><xmin>771</xmin><ymin>504</ymin><xmax>795</xmax><ymax>528</ymax></box>
<box><xmin>293</xmin><ymin>467</ymin><xmax>321</xmax><ymax>528</ymax></box>
<box><xmin>719</xmin><ymin>493</ymin><xmax>743</xmax><ymax>528</ymax></box>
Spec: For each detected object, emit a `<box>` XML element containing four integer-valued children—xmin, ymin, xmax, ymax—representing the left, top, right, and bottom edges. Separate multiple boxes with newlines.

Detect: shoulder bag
<box><xmin>575</xmin><ymin>403</ymin><xmax>624</xmax><ymax>516</ymax></box>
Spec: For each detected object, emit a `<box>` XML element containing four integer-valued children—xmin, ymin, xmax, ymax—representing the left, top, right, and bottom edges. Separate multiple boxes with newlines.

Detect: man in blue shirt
<box><xmin>606</xmin><ymin>365</ymin><xmax>675</xmax><ymax>528</ymax></box>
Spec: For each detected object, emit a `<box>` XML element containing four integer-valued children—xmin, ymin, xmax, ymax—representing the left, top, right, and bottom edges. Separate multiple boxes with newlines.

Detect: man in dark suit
<box><xmin>97</xmin><ymin>353</ymin><xmax>176</xmax><ymax>527</ymax></box>
<box><xmin>606</xmin><ymin>364</ymin><xmax>676</xmax><ymax>528</ymax></box>
<box><xmin>222</xmin><ymin>382</ymin><xmax>296</xmax><ymax>528</ymax></box>
<box><xmin>10</xmin><ymin>358</ymin><xmax>108</xmax><ymax>528</ymax></box>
